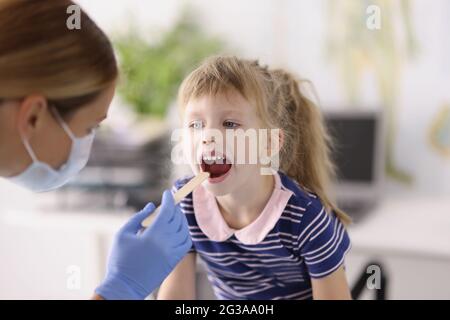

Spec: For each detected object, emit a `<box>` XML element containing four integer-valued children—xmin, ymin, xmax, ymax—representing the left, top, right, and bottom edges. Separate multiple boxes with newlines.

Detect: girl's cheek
<box><xmin>191</xmin><ymin>137</ymin><xmax>203</xmax><ymax>166</ymax></box>
<box><xmin>181</xmin><ymin>133</ymin><xmax>196</xmax><ymax>166</ymax></box>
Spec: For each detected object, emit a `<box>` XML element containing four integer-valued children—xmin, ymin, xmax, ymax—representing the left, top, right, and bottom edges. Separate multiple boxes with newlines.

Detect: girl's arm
<box><xmin>157</xmin><ymin>253</ymin><xmax>197</xmax><ymax>300</ymax></box>
<box><xmin>311</xmin><ymin>265</ymin><xmax>352</xmax><ymax>300</ymax></box>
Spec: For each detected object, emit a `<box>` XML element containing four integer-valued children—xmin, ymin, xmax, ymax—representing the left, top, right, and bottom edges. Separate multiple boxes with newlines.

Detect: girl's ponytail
<box><xmin>269</xmin><ymin>69</ymin><xmax>352</xmax><ymax>225</ymax></box>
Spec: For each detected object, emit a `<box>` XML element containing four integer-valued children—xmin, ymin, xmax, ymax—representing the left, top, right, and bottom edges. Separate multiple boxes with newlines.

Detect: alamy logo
<box><xmin>366</xmin><ymin>264</ymin><xmax>381</xmax><ymax>290</ymax></box>
<box><xmin>366</xmin><ymin>5</ymin><xmax>381</xmax><ymax>30</ymax></box>
<box><xmin>66</xmin><ymin>265</ymin><xmax>81</xmax><ymax>290</ymax></box>
<box><xmin>66</xmin><ymin>4</ymin><xmax>81</xmax><ymax>30</ymax></box>
<box><xmin>170</xmin><ymin>128</ymin><xmax>281</xmax><ymax>175</ymax></box>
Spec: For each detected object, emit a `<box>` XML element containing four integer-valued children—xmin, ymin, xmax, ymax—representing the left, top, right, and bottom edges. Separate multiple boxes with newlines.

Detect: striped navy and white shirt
<box><xmin>172</xmin><ymin>171</ymin><xmax>351</xmax><ymax>300</ymax></box>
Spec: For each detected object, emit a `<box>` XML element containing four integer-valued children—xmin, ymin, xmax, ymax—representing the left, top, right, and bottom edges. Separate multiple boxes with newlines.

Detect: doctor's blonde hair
<box><xmin>0</xmin><ymin>0</ymin><xmax>118</xmax><ymax>118</ymax></box>
<box><xmin>178</xmin><ymin>56</ymin><xmax>351</xmax><ymax>225</ymax></box>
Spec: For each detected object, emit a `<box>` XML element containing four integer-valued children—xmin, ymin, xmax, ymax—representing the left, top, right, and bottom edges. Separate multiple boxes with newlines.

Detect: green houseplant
<box><xmin>114</xmin><ymin>9</ymin><xmax>224</xmax><ymax>119</ymax></box>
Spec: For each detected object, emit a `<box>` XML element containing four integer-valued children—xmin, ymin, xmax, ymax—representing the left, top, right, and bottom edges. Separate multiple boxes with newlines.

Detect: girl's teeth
<box><xmin>203</xmin><ymin>156</ymin><xmax>224</xmax><ymax>162</ymax></box>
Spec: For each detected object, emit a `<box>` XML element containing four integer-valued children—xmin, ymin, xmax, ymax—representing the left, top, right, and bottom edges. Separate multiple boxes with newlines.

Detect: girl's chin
<box><xmin>200</xmin><ymin>169</ymin><xmax>236</xmax><ymax>195</ymax></box>
<box><xmin>204</xmin><ymin>185</ymin><xmax>232</xmax><ymax>197</ymax></box>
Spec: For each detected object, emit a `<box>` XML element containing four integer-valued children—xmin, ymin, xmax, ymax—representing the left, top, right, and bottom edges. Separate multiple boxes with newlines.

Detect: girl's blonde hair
<box><xmin>0</xmin><ymin>0</ymin><xmax>118</xmax><ymax>118</ymax></box>
<box><xmin>178</xmin><ymin>56</ymin><xmax>351</xmax><ymax>225</ymax></box>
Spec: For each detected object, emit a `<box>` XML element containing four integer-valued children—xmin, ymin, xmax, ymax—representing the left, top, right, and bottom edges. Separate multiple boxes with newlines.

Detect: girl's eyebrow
<box><xmin>184</xmin><ymin>111</ymin><xmax>201</xmax><ymax>120</ymax></box>
<box><xmin>185</xmin><ymin>108</ymin><xmax>243</xmax><ymax>119</ymax></box>
<box><xmin>221</xmin><ymin>109</ymin><xmax>243</xmax><ymax>118</ymax></box>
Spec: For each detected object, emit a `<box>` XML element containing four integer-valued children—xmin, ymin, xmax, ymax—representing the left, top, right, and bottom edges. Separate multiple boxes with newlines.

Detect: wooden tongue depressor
<box><xmin>140</xmin><ymin>171</ymin><xmax>210</xmax><ymax>228</ymax></box>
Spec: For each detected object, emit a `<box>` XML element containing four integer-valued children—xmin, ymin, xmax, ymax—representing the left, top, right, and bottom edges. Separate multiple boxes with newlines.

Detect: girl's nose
<box><xmin>202</xmin><ymin>136</ymin><xmax>216</xmax><ymax>145</ymax></box>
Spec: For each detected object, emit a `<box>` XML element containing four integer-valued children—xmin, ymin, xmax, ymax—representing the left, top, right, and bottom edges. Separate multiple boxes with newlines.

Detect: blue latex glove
<box><xmin>95</xmin><ymin>190</ymin><xmax>192</xmax><ymax>300</ymax></box>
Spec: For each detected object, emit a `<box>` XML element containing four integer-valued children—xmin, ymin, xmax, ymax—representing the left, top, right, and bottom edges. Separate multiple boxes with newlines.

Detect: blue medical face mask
<box><xmin>8</xmin><ymin>108</ymin><xmax>96</xmax><ymax>192</ymax></box>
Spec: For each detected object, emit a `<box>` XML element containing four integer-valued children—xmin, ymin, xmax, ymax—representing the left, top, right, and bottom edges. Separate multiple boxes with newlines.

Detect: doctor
<box><xmin>0</xmin><ymin>0</ymin><xmax>191</xmax><ymax>300</ymax></box>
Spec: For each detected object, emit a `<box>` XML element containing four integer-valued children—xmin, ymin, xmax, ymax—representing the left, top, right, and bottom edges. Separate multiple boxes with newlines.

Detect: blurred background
<box><xmin>0</xmin><ymin>0</ymin><xmax>449</xmax><ymax>299</ymax></box>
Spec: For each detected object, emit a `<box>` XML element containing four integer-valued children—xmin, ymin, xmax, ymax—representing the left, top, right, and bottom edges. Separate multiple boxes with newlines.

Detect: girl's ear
<box><xmin>268</xmin><ymin>128</ymin><xmax>284</xmax><ymax>157</ymax></box>
<box><xmin>259</xmin><ymin>128</ymin><xmax>283</xmax><ymax>165</ymax></box>
<box><xmin>259</xmin><ymin>128</ymin><xmax>283</xmax><ymax>174</ymax></box>
<box><xmin>278</xmin><ymin>129</ymin><xmax>284</xmax><ymax>153</ymax></box>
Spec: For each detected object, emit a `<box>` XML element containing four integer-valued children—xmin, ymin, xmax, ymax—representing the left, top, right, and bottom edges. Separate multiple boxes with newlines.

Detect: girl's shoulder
<box><xmin>278</xmin><ymin>171</ymin><xmax>323</xmax><ymax>211</ymax></box>
<box><xmin>279</xmin><ymin>172</ymin><xmax>351</xmax><ymax>277</ymax></box>
<box><xmin>278</xmin><ymin>171</ymin><xmax>337</xmax><ymax>231</ymax></box>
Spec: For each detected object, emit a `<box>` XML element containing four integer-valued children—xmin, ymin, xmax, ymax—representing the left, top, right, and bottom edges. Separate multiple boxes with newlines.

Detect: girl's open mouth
<box><xmin>200</xmin><ymin>153</ymin><xmax>232</xmax><ymax>184</ymax></box>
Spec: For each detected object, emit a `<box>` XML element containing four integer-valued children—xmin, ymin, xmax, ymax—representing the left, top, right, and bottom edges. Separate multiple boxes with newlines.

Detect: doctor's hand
<box><xmin>95</xmin><ymin>190</ymin><xmax>192</xmax><ymax>300</ymax></box>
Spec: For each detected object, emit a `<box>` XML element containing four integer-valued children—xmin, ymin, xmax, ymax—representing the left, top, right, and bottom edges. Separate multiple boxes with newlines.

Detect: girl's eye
<box><xmin>223</xmin><ymin>120</ymin><xmax>239</xmax><ymax>129</ymax></box>
<box><xmin>189</xmin><ymin>120</ymin><xmax>203</xmax><ymax>130</ymax></box>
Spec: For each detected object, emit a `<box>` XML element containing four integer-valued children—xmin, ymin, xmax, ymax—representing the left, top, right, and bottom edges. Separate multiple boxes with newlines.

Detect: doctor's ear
<box><xmin>16</xmin><ymin>95</ymin><xmax>49</xmax><ymax>139</ymax></box>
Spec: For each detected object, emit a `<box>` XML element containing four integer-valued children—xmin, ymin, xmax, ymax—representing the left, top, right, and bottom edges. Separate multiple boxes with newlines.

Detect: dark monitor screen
<box><xmin>324</xmin><ymin>115</ymin><xmax>377</xmax><ymax>183</ymax></box>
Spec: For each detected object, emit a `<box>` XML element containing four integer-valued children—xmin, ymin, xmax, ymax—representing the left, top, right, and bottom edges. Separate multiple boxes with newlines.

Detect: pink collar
<box><xmin>192</xmin><ymin>172</ymin><xmax>293</xmax><ymax>245</ymax></box>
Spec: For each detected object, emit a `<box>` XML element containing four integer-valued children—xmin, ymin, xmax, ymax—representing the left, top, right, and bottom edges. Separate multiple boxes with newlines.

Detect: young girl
<box><xmin>158</xmin><ymin>56</ymin><xmax>352</xmax><ymax>300</ymax></box>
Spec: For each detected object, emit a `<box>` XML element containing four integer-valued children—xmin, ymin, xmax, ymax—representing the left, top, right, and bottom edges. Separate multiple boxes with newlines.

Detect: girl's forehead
<box><xmin>184</xmin><ymin>91</ymin><xmax>255</xmax><ymax>118</ymax></box>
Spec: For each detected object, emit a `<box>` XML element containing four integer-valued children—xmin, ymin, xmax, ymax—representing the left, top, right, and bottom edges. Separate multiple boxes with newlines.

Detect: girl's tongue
<box><xmin>202</xmin><ymin>163</ymin><xmax>232</xmax><ymax>178</ymax></box>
